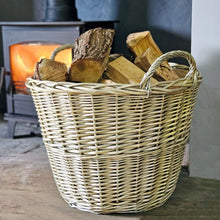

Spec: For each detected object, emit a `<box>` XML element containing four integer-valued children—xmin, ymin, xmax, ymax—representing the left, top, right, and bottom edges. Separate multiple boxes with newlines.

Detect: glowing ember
<box><xmin>10</xmin><ymin>42</ymin><xmax>72</xmax><ymax>92</ymax></box>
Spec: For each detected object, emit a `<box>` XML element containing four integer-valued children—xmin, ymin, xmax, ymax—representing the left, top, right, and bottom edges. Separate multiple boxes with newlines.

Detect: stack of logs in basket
<box><xmin>34</xmin><ymin>27</ymin><xmax>181</xmax><ymax>84</ymax></box>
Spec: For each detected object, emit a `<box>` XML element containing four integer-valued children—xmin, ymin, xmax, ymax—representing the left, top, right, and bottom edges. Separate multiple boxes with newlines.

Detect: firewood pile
<box><xmin>34</xmin><ymin>27</ymin><xmax>181</xmax><ymax>84</ymax></box>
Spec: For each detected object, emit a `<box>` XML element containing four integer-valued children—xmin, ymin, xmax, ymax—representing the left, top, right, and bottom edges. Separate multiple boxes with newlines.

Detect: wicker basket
<box><xmin>26</xmin><ymin>50</ymin><xmax>202</xmax><ymax>214</ymax></box>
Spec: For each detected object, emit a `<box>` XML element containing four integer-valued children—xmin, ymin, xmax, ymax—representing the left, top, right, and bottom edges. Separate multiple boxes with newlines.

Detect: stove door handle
<box><xmin>0</xmin><ymin>67</ymin><xmax>7</xmax><ymax>93</ymax></box>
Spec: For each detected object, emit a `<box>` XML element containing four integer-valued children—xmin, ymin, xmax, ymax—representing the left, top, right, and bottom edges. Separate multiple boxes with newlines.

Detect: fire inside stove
<box><xmin>10</xmin><ymin>42</ymin><xmax>72</xmax><ymax>93</ymax></box>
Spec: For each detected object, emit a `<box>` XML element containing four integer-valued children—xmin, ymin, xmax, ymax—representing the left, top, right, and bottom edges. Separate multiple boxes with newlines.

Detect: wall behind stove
<box><xmin>76</xmin><ymin>0</ymin><xmax>192</xmax><ymax>57</ymax></box>
<box><xmin>0</xmin><ymin>0</ymin><xmax>192</xmax><ymax>112</ymax></box>
<box><xmin>0</xmin><ymin>0</ymin><xmax>192</xmax><ymax>65</ymax></box>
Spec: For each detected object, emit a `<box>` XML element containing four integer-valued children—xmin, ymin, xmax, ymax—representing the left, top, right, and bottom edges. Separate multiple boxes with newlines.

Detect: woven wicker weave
<box><xmin>26</xmin><ymin>50</ymin><xmax>202</xmax><ymax>214</ymax></box>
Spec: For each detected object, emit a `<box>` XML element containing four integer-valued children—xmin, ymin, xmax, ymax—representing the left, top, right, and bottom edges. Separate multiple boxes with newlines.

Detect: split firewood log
<box><xmin>169</xmin><ymin>63</ymin><xmax>189</xmax><ymax>78</ymax></box>
<box><xmin>69</xmin><ymin>27</ymin><xmax>115</xmax><ymax>83</ymax></box>
<box><xmin>135</xmin><ymin>46</ymin><xmax>179</xmax><ymax>81</ymax></box>
<box><xmin>105</xmin><ymin>56</ymin><xmax>158</xmax><ymax>85</ymax></box>
<box><xmin>126</xmin><ymin>31</ymin><xmax>161</xmax><ymax>57</ymax></box>
<box><xmin>34</xmin><ymin>58</ymin><xmax>68</xmax><ymax>82</ymax></box>
<box><xmin>126</xmin><ymin>31</ymin><xmax>179</xmax><ymax>81</ymax></box>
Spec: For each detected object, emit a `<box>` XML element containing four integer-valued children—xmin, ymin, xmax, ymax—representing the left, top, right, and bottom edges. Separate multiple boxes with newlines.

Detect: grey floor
<box><xmin>0</xmin><ymin>117</ymin><xmax>219</xmax><ymax>220</ymax></box>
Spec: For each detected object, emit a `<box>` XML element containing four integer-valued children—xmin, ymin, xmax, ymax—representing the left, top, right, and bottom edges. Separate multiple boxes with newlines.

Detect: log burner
<box><xmin>0</xmin><ymin>21</ymin><xmax>116</xmax><ymax>138</ymax></box>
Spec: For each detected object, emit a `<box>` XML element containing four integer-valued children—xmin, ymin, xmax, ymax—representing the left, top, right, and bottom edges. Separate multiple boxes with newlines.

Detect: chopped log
<box><xmin>106</xmin><ymin>56</ymin><xmax>158</xmax><ymax>84</ymax></box>
<box><xmin>34</xmin><ymin>58</ymin><xmax>68</xmax><ymax>81</ymax></box>
<box><xmin>126</xmin><ymin>31</ymin><xmax>162</xmax><ymax>57</ymax></box>
<box><xmin>69</xmin><ymin>27</ymin><xmax>115</xmax><ymax>83</ymax></box>
<box><xmin>169</xmin><ymin>63</ymin><xmax>189</xmax><ymax>78</ymax></box>
<box><xmin>126</xmin><ymin>30</ymin><xmax>179</xmax><ymax>81</ymax></box>
<box><xmin>134</xmin><ymin>46</ymin><xmax>179</xmax><ymax>81</ymax></box>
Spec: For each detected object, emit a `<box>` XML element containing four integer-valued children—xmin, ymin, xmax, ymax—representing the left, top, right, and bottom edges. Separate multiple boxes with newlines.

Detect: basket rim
<box><xmin>26</xmin><ymin>75</ymin><xmax>202</xmax><ymax>96</ymax></box>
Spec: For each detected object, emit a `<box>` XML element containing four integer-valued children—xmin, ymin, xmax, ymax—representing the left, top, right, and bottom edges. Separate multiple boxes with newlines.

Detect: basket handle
<box><xmin>50</xmin><ymin>44</ymin><xmax>75</xmax><ymax>61</ymax></box>
<box><xmin>140</xmin><ymin>50</ymin><xmax>199</xmax><ymax>91</ymax></box>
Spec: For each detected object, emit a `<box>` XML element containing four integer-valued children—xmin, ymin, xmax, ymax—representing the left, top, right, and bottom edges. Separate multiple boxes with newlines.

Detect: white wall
<box><xmin>190</xmin><ymin>0</ymin><xmax>220</xmax><ymax>179</ymax></box>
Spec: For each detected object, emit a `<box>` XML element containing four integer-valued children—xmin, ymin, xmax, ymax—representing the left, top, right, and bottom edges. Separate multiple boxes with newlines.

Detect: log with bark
<box><xmin>69</xmin><ymin>27</ymin><xmax>115</xmax><ymax>83</ymax></box>
<box><xmin>34</xmin><ymin>58</ymin><xmax>68</xmax><ymax>82</ymax></box>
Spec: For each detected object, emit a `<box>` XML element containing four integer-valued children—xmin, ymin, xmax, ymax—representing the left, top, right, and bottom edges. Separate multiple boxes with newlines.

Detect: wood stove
<box><xmin>0</xmin><ymin>21</ymin><xmax>116</xmax><ymax>138</ymax></box>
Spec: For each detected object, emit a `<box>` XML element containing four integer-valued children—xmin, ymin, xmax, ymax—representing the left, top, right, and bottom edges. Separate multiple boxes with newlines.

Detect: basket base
<box><xmin>61</xmin><ymin>187</ymin><xmax>176</xmax><ymax>214</ymax></box>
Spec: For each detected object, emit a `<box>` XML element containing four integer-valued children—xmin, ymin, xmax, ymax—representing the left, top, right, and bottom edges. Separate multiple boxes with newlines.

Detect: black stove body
<box><xmin>0</xmin><ymin>21</ymin><xmax>116</xmax><ymax>138</ymax></box>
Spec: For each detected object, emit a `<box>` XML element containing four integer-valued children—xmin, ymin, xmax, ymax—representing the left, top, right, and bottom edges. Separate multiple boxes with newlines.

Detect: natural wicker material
<box><xmin>26</xmin><ymin>50</ymin><xmax>202</xmax><ymax>214</ymax></box>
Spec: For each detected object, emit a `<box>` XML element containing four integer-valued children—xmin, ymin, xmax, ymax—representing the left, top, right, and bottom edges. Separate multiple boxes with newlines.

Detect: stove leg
<box><xmin>7</xmin><ymin>121</ymin><xmax>16</xmax><ymax>139</ymax></box>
